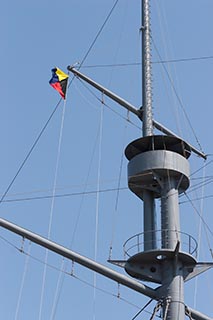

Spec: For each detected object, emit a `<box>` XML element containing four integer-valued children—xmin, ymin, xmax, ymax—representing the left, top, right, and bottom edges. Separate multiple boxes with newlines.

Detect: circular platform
<box><xmin>125</xmin><ymin>135</ymin><xmax>191</xmax><ymax>160</ymax></box>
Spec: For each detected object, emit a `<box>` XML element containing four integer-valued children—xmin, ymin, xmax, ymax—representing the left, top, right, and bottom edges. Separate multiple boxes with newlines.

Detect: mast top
<box><xmin>141</xmin><ymin>0</ymin><xmax>153</xmax><ymax>137</ymax></box>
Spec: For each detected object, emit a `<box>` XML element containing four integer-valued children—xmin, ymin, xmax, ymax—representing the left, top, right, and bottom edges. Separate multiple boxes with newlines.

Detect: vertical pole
<box><xmin>141</xmin><ymin>2</ymin><xmax>185</xmax><ymax>319</ymax></box>
<box><xmin>160</xmin><ymin>178</ymin><xmax>185</xmax><ymax>319</ymax></box>
<box><xmin>161</xmin><ymin>178</ymin><xmax>181</xmax><ymax>250</ymax></box>
<box><xmin>142</xmin><ymin>0</ymin><xmax>153</xmax><ymax>137</ymax></box>
<box><xmin>141</xmin><ymin>0</ymin><xmax>156</xmax><ymax>250</ymax></box>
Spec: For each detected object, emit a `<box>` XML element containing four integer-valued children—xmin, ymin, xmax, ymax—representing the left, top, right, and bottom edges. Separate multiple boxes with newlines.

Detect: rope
<box><xmin>0</xmin><ymin>100</ymin><xmax>61</xmax><ymax>206</ymax></box>
<box><xmin>93</xmin><ymin>102</ymin><xmax>104</xmax><ymax>320</ymax></box>
<box><xmin>0</xmin><ymin>0</ymin><xmax>119</xmax><ymax>212</ymax></box>
<box><xmin>77</xmin><ymin>0</ymin><xmax>119</xmax><ymax>69</ymax></box>
<box><xmin>76</xmin><ymin>77</ymin><xmax>142</xmax><ymax>131</ymax></box>
<box><xmin>14</xmin><ymin>241</ymin><xmax>31</xmax><ymax>320</ymax></box>
<box><xmin>38</xmin><ymin>96</ymin><xmax>67</xmax><ymax>320</ymax></box>
<box><xmin>0</xmin><ymin>234</ymin><xmax>158</xmax><ymax>318</ymax></box>
<box><xmin>184</xmin><ymin>192</ymin><xmax>213</xmax><ymax>248</ymax></box>
<box><xmin>109</xmin><ymin>118</ymin><xmax>127</xmax><ymax>260</ymax></box>
<box><xmin>154</xmin><ymin>0</ymin><xmax>183</xmax><ymax>138</ymax></box>
<box><xmin>1</xmin><ymin>186</ymin><xmax>128</xmax><ymax>204</ymax></box>
<box><xmin>80</xmin><ymin>55</ymin><xmax>213</xmax><ymax>69</ymax></box>
<box><xmin>151</xmin><ymin>37</ymin><xmax>204</xmax><ymax>153</ymax></box>
<box><xmin>194</xmin><ymin>163</ymin><xmax>206</xmax><ymax>306</ymax></box>
<box><xmin>49</xmin><ymin>119</ymin><xmax>108</xmax><ymax>319</ymax></box>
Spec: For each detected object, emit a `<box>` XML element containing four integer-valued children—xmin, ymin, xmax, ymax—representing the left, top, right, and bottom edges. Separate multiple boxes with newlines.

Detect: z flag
<box><xmin>49</xmin><ymin>67</ymin><xmax>69</xmax><ymax>99</ymax></box>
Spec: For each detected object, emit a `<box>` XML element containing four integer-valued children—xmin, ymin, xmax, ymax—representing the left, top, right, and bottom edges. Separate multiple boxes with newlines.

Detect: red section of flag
<box><xmin>50</xmin><ymin>82</ymin><xmax>65</xmax><ymax>99</ymax></box>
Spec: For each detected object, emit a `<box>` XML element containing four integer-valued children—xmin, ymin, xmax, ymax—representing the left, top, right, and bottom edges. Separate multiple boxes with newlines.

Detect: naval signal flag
<box><xmin>49</xmin><ymin>67</ymin><xmax>69</xmax><ymax>99</ymax></box>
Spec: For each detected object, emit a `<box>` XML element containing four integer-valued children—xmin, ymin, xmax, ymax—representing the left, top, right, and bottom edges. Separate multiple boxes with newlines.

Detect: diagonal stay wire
<box><xmin>1</xmin><ymin>187</ymin><xmax>128</xmax><ymax>204</ymax></box>
<box><xmin>76</xmin><ymin>77</ymin><xmax>142</xmax><ymax>131</ymax></box>
<box><xmin>81</xmin><ymin>55</ymin><xmax>213</xmax><ymax>69</ymax></box>
<box><xmin>76</xmin><ymin>0</ymin><xmax>119</xmax><ymax>69</ymax></box>
<box><xmin>0</xmin><ymin>233</ymin><xmax>157</xmax><ymax>317</ymax></box>
<box><xmin>0</xmin><ymin>100</ymin><xmax>62</xmax><ymax>205</ymax></box>
<box><xmin>151</xmin><ymin>37</ymin><xmax>204</xmax><ymax>153</ymax></box>
<box><xmin>131</xmin><ymin>299</ymin><xmax>153</xmax><ymax>320</ymax></box>
<box><xmin>50</xmin><ymin>1</ymin><xmax>120</xmax><ymax>318</ymax></box>
<box><xmin>184</xmin><ymin>192</ymin><xmax>213</xmax><ymax>241</ymax></box>
<box><xmin>0</xmin><ymin>0</ymin><xmax>120</xmax><ymax>206</ymax></box>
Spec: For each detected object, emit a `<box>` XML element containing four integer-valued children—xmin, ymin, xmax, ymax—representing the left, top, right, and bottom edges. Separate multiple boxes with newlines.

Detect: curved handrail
<box><xmin>123</xmin><ymin>229</ymin><xmax>198</xmax><ymax>258</ymax></box>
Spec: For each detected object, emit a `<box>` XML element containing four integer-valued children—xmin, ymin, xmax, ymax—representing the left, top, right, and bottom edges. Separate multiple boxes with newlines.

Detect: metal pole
<box><xmin>141</xmin><ymin>0</ymin><xmax>153</xmax><ymax>137</ymax></box>
<box><xmin>160</xmin><ymin>178</ymin><xmax>185</xmax><ymax>319</ymax></box>
<box><xmin>0</xmin><ymin>217</ymin><xmax>158</xmax><ymax>300</ymax></box>
<box><xmin>67</xmin><ymin>67</ymin><xmax>207</xmax><ymax>159</ymax></box>
<box><xmin>141</xmin><ymin>0</ymin><xmax>156</xmax><ymax>251</ymax></box>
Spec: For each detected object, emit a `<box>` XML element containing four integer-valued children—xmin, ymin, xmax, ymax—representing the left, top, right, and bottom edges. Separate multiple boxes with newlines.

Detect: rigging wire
<box><xmin>47</xmin><ymin>3</ymin><xmax>121</xmax><ymax>317</ymax></box>
<box><xmin>183</xmin><ymin>177</ymin><xmax>213</xmax><ymax>196</ymax></box>
<box><xmin>0</xmin><ymin>0</ymin><xmax>120</xmax><ymax>215</ymax></box>
<box><xmin>93</xmin><ymin>100</ymin><xmax>104</xmax><ymax>320</ymax></box>
<box><xmin>189</xmin><ymin>160</ymin><xmax>213</xmax><ymax>178</ymax></box>
<box><xmin>76</xmin><ymin>0</ymin><xmax>119</xmax><ymax>69</ymax></box>
<box><xmin>193</xmin><ymin>164</ymin><xmax>206</xmax><ymax>308</ymax></box>
<box><xmin>0</xmin><ymin>234</ymin><xmax>156</xmax><ymax>317</ymax></box>
<box><xmin>50</xmin><ymin>125</ymin><xmax>102</xmax><ymax>320</ymax></box>
<box><xmin>2</xmin><ymin>173</ymin><xmax>213</xmax><ymax>207</ymax></box>
<box><xmin>76</xmin><ymin>77</ymin><xmax>142</xmax><ymax>131</ymax></box>
<box><xmin>109</xmin><ymin>115</ymin><xmax>128</xmax><ymax>260</ymax></box>
<box><xmin>0</xmin><ymin>99</ymin><xmax>62</xmax><ymax>206</ymax></box>
<box><xmin>39</xmin><ymin>96</ymin><xmax>67</xmax><ymax>320</ymax></box>
<box><xmin>184</xmin><ymin>192</ymin><xmax>213</xmax><ymax>244</ymax></box>
<box><xmin>1</xmin><ymin>187</ymin><xmax>128</xmax><ymax>203</ymax></box>
<box><xmin>81</xmin><ymin>55</ymin><xmax>213</xmax><ymax>69</ymax></box>
<box><xmin>154</xmin><ymin>0</ymin><xmax>183</xmax><ymax>138</ymax></box>
<box><xmin>15</xmin><ymin>241</ymin><xmax>31</xmax><ymax>320</ymax></box>
<box><xmin>151</xmin><ymin>37</ymin><xmax>204</xmax><ymax>154</ymax></box>
<box><xmin>131</xmin><ymin>298</ymin><xmax>153</xmax><ymax>320</ymax></box>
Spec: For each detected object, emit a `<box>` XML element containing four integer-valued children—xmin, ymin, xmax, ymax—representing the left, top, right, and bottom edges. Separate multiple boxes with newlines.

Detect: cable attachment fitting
<box><xmin>67</xmin><ymin>62</ymin><xmax>80</xmax><ymax>72</ymax></box>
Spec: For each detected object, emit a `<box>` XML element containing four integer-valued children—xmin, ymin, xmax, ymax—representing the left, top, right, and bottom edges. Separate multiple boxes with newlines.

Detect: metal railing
<box><xmin>123</xmin><ymin>229</ymin><xmax>198</xmax><ymax>259</ymax></box>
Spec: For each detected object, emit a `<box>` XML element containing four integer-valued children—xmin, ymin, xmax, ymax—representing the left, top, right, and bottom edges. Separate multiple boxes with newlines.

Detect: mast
<box><xmin>123</xmin><ymin>1</ymin><xmax>205</xmax><ymax>319</ymax></box>
<box><xmin>0</xmin><ymin>2</ymin><xmax>212</xmax><ymax>320</ymax></box>
<box><xmin>125</xmin><ymin>0</ymin><xmax>186</xmax><ymax>318</ymax></box>
<box><xmin>141</xmin><ymin>0</ymin><xmax>153</xmax><ymax>137</ymax></box>
<box><xmin>141</xmin><ymin>0</ymin><xmax>157</xmax><ymax>252</ymax></box>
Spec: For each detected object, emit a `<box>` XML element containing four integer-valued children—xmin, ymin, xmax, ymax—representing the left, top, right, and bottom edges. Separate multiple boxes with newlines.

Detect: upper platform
<box><xmin>125</xmin><ymin>135</ymin><xmax>191</xmax><ymax>160</ymax></box>
<box><xmin>125</xmin><ymin>135</ymin><xmax>191</xmax><ymax>198</ymax></box>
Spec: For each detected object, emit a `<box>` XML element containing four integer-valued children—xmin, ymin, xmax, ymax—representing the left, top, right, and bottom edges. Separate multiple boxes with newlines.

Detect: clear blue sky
<box><xmin>0</xmin><ymin>0</ymin><xmax>213</xmax><ymax>319</ymax></box>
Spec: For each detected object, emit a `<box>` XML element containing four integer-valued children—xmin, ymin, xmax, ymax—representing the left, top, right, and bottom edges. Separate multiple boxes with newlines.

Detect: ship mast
<box><xmin>125</xmin><ymin>0</ymin><xmax>187</xmax><ymax>317</ymax></box>
<box><xmin>141</xmin><ymin>0</ymin><xmax>157</xmax><ymax>254</ymax></box>
<box><xmin>0</xmin><ymin>2</ymin><xmax>212</xmax><ymax>320</ymax></box>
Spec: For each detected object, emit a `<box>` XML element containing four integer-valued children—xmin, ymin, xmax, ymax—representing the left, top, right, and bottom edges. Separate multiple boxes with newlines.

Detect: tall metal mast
<box><xmin>125</xmin><ymin>0</ymin><xmax>187</xmax><ymax>318</ymax></box>
<box><xmin>0</xmin><ymin>2</ymin><xmax>212</xmax><ymax>320</ymax></box>
<box><xmin>141</xmin><ymin>0</ymin><xmax>157</xmax><ymax>253</ymax></box>
<box><xmin>141</xmin><ymin>0</ymin><xmax>153</xmax><ymax>137</ymax></box>
<box><xmin>124</xmin><ymin>1</ymin><xmax>193</xmax><ymax>318</ymax></box>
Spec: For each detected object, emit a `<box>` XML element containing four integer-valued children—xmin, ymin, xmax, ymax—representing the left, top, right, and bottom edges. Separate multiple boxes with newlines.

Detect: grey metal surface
<box><xmin>125</xmin><ymin>135</ymin><xmax>191</xmax><ymax>160</ymax></box>
<box><xmin>127</xmin><ymin>149</ymin><xmax>190</xmax><ymax>198</ymax></box>
<box><xmin>124</xmin><ymin>248</ymin><xmax>197</xmax><ymax>284</ymax></box>
<box><xmin>186</xmin><ymin>306</ymin><xmax>213</xmax><ymax>320</ymax></box>
<box><xmin>160</xmin><ymin>177</ymin><xmax>184</xmax><ymax>319</ymax></box>
<box><xmin>141</xmin><ymin>0</ymin><xmax>153</xmax><ymax>137</ymax></box>
<box><xmin>143</xmin><ymin>190</ymin><xmax>157</xmax><ymax>250</ymax></box>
